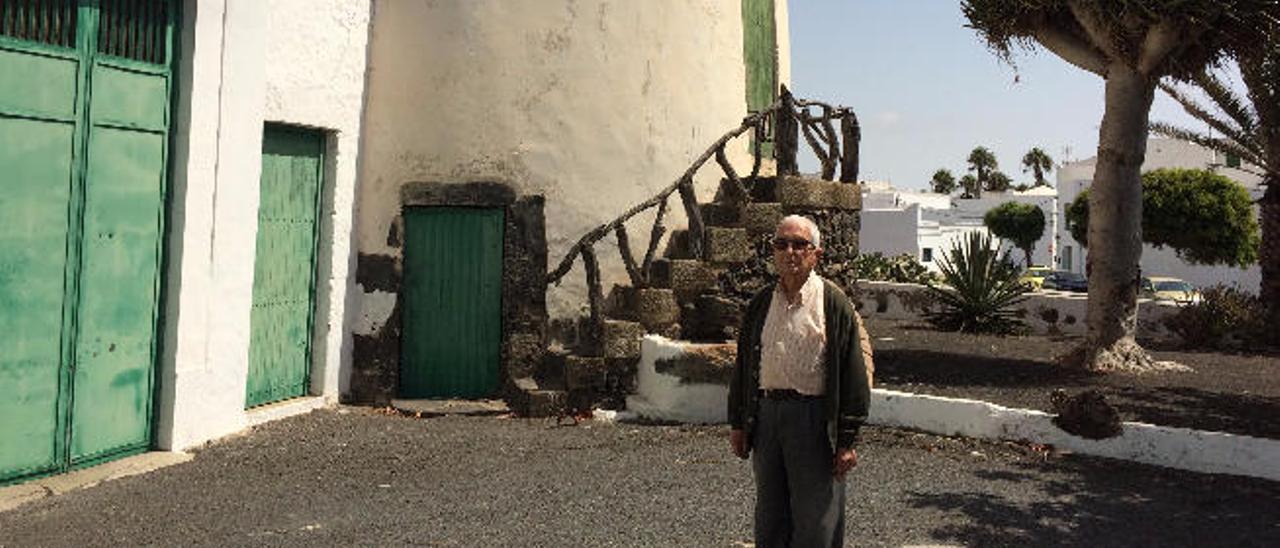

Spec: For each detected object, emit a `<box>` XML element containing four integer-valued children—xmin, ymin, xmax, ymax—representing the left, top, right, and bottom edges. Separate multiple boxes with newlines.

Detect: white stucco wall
<box><xmin>860</xmin><ymin>205</ymin><xmax>921</xmax><ymax>258</ymax></box>
<box><xmin>356</xmin><ymin>0</ymin><xmax>785</xmax><ymax>317</ymax></box>
<box><xmin>262</xmin><ymin>0</ymin><xmax>371</xmax><ymax>404</ymax></box>
<box><xmin>157</xmin><ymin>0</ymin><xmax>371</xmax><ymax>451</ymax></box>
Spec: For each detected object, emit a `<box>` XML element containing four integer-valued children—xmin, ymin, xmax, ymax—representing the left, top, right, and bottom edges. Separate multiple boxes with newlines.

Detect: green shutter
<box><xmin>742</xmin><ymin>0</ymin><xmax>777</xmax><ymax>155</ymax></box>
<box><xmin>245</xmin><ymin>125</ymin><xmax>324</xmax><ymax>409</ymax></box>
<box><xmin>401</xmin><ymin>208</ymin><xmax>504</xmax><ymax>399</ymax></box>
<box><xmin>1</xmin><ymin>0</ymin><xmax>175</xmax><ymax>483</ymax></box>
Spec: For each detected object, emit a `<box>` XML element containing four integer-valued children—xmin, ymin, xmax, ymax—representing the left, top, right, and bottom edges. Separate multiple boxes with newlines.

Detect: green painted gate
<box><xmin>245</xmin><ymin>125</ymin><xmax>325</xmax><ymax>408</ymax></box>
<box><xmin>742</xmin><ymin>0</ymin><xmax>777</xmax><ymax>154</ymax></box>
<box><xmin>401</xmin><ymin>208</ymin><xmax>504</xmax><ymax>399</ymax></box>
<box><xmin>0</xmin><ymin>0</ymin><xmax>176</xmax><ymax>483</ymax></box>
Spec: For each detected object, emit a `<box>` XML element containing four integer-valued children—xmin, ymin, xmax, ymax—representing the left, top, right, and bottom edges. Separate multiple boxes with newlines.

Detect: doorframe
<box><xmin>349</xmin><ymin>182</ymin><xmax>548</xmax><ymax>405</ymax></box>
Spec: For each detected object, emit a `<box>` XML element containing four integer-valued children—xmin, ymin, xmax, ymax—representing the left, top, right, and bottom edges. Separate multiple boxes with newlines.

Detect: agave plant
<box><xmin>925</xmin><ymin>231</ymin><xmax>1028</xmax><ymax>334</ymax></box>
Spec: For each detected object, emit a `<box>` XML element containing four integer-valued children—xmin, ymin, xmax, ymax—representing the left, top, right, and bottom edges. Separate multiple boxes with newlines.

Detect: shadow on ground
<box><xmin>906</xmin><ymin>457</ymin><xmax>1280</xmax><ymax>547</ymax></box>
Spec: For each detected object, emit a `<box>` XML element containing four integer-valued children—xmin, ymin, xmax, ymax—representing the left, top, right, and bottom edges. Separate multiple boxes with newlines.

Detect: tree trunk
<box><xmin>1063</xmin><ymin>67</ymin><xmax>1163</xmax><ymax>372</ymax></box>
<box><xmin>1023</xmin><ymin>247</ymin><xmax>1033</xmax><ymax>270</ymax></box>
<box><xmin>1260</xmin><ymin>178</ymin><xmax>1280</xmax><ymax>332</ymax></box>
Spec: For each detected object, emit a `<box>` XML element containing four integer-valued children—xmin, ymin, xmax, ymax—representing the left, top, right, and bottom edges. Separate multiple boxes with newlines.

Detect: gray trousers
<box><xmin>752</xmin><ymin>397</ymin><xmax>846</xmax><ymax>548</ymax></box>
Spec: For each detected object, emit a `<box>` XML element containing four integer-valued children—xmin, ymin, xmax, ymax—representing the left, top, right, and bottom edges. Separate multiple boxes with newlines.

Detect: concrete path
<box><xmin>1</xmin><ymin>408</ymin><xmax>1277</xmax><ymax>547</ymax></box>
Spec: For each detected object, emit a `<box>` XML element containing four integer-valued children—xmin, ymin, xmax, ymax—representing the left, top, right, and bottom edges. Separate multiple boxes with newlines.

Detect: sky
<box><xmin>787</xmin><ymin>0</ymin><xmax>1214</xmax><ymax>192</ymax></box>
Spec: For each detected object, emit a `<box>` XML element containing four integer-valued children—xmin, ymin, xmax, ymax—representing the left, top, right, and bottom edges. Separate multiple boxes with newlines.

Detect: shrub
<box><xmin>851</xmin><ymin>252</ymin><xmax>936</xmax><ymax>285</ymax></box>
<box><xmin>1163</xmin><ymin>285</ymin><xmax>1270</xmax><ymax>350</ymax></box>
<box><xmin>925</xmin><ymin>232</ymin><xmax>1028</xmax><ymax>334</ymax></box>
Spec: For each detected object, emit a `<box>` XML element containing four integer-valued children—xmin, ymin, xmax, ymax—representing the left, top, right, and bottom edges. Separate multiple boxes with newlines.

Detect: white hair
<box><xmin>777</xmin><ymin>214</ymin><xmax>821</xmax><ymax>248</ymax></box>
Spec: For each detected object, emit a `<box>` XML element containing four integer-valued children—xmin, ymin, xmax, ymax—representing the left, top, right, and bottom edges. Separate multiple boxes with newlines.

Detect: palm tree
<box><xmin>963</xmin><ymin>0</ymin><xmax>1279</xmax><ymax>372</ymax></box>
<box><xmin>1022</xmin><ymin>147</ymin><xmax>1055</xmax><ymax>187</ymax></box>
<box><xmin>967</xmin><ymin>147</ymin><xmax>998</xmax><ymax>198</ymax></box>
<box><xmin>1152</xmin><ymin>49</ymin><xmax>1279</xmax><ymax>329</ymax></box>
<box><xmin>931</xmin><ymin>169</ymin><xmax>958</xmax><ymax>194</ymax></box>
<box><xmin>959</xmin><ymin>174</ymin><xmax>980</xmax><ymax>199</ymax></box>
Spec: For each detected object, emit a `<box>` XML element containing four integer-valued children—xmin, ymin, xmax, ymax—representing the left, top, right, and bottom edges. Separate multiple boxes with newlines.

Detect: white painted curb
<box><xmin>626</xmin><ymin>336</ymin><xmax>1280</xmax><ymax>482</ymax></box>
<box><xmin>870</xmin><ymin>389</ymin><xmax>1280</xmax><ymax>483</ymax></box>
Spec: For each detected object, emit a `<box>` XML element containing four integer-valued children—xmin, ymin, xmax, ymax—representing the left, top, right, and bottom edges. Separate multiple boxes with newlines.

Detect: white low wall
<box><xmin>871</xmin><ymin>390</ymin><xmax>1280</xmax><ymax>483</ymax></box>
<box><xmin>626</xmin><ymin>336</ymin><xmax>1280</xmax><ymax>483</ymax></box>
<box><xmin>856</xmin><ymin>280</ymin><xmax>1182</xmax><ymax>341</ymax></box>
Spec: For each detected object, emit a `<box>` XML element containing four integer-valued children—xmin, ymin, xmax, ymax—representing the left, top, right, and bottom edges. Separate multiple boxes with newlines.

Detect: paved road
<box><xmin>2</xmin><ymin>408</ymin><xmax>1277</xmax><ymax>547</ymax></box>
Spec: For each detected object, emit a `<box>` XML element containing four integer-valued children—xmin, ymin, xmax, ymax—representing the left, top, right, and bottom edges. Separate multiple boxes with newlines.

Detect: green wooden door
<box><xmin>0</xmin><ymin>0</ymin><xmax>175</xmax><ymax>482</ymax></box>
<box><xmin>742</xmin><ymin>0</ymin><xmax>777</xmax><ymax>154</ymax></box>
<box><xmin>245</xmin><ymin>125</ymin><xmax>324</xmax><ymax>408</ymax></box>
<box><xmin>401</xmin><ymin>208</ymin><xmax>504</xmax><ymax>399</ymax></box>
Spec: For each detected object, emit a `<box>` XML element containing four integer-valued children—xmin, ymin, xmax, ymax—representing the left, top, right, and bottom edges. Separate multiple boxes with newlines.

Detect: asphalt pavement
<box><xmin>1</xmin><ymin>408</ymin><xmax>1277</xmax><ymax>547</ymax></box>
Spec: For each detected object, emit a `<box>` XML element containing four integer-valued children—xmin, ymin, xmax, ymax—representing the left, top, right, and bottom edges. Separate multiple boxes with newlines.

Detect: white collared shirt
<box><xmin>758</xmin><ymin>271</ymin><xmax>827</xmax><ymax>395</ymax></box>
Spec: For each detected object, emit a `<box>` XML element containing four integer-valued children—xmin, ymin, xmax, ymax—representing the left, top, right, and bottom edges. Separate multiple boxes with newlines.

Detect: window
<box><xmin>921</xmin><ymin>248</ymin><xmax>933</xmax><ymax>262</ymax></box>
<box><xmin>1062</xmin><ymin>246</ymin><xmax>1073</xmax><ymax>271</ymax></box>
<box><xmin>1225</xmin><ymin>153</ymin><xmax>1242</xmax><ymax>169</ymax></box>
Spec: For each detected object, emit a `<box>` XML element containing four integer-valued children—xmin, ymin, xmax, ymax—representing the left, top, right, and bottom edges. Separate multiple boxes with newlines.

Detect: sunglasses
<box><xmin>771</xmin><ymin>237</ymin><xmax>814</xmax><ymax>252</ymax></box>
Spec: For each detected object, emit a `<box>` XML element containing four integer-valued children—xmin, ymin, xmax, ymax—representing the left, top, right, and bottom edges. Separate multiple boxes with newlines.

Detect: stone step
<box><xmin>509</xmin><ymin>376</ymin><xmax>566</xmax><ymax>418</ymax></box>
<box><xmin>603</xmin><ymin>285</ymin><xmax>680</xmax><ymax>335</ymax></box>
<box><xmin>700</xmin><ymin>201</ymin><xmax>784</xmax><ymax>237</ymax></box>
<box><xmin>648</xmin><ymin>259</ymin><xmax>721</xmax><ymax>303</ymax></box>
<box><xmin>664</xmin><ymin>227</ymin><xmax>752</xmax><ymax>264</ymax></box>
<box><xmin>724</xmin><ymin>175</ymin><xmax>860</xmax><ymax>211</ymax></box>
<box><xmin>601</xmin><ymin>319</ymin><xmax>645</xmax><ymax>359</ymax></box>
<box><xmin>681</xmin><ymin>294</ymin><xmax>744</xmax><ymax>342</ymax></box>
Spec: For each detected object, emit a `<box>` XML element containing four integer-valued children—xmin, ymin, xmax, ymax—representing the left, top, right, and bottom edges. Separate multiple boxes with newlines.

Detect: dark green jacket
<box><xmin>727</xmin><ymin>278</ymin><xmax>871</xmax><ymax>452</ymax></box>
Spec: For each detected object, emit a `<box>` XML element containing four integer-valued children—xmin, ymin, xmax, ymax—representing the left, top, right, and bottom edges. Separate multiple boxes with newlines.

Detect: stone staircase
<box><xmin>511</xmin><ymin>175</ymin><xmax>861</xmax><ymax>417</ymax></box>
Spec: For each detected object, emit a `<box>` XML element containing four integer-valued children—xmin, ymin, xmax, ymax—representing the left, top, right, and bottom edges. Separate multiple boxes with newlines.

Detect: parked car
<box><xmin>1141</xmin><ymin>276</ymin><xmax>1202</xmax><ymax>304</ymax></box>
<box><xmin>1043</xmin><ymin>270</ymin><xmax>1088</xmax><ymax>292</ymax></box>
<box><xmin>1018</xmin><ymin>266</ymin><xmax>1053</xmax><ymax>292</ymax></box>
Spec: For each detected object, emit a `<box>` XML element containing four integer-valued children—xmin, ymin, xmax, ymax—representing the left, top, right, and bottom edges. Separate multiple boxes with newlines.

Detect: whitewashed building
<box><xmin>1056</xmin><ymin>138</ymin><xmax>1264</xmax><ymax>292</ymax></box>
<box><xmin>1</xmin><ymin>0</ymin><xmax>791</xmax><ymax>483</ymax></box>
<box><xmin>860</xmin><ymin>182</ymin><xmax>1059</xmax><ymax>271</ymax></box>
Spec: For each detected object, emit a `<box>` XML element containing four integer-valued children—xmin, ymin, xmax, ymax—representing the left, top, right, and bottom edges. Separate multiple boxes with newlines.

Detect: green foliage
<box><xmin>1163</xmin><ymin>285</ymin><xmax>1271</xmax><ymax>351</ymax></box>
<box><xmin>961</xmin><ymin>1</ymin><xmax>1278</xmax><ymax>82</ymax></box>
<box><xmin>984</xmin><ymin>201</ymin><xmax>1046</xmax><ymax>267</ymax></box>
<box><xmin>931</xmin><ymin>169</ymin><xmax>958</xmax><ymax>194</ymax></box>
<box><xmin>1065</xmin><ymin>169</ymin><xmax>1260</xmax><ymax>267</ymax></box>
<box><xmin>851</xmin><ymin>252</ymin><xmax>936</xmax><ymax>285</ymax></box>
<box><xmin>925</xmin><ymin>232</ymin><xmax>1028</xmax><ymax>335</ymax></box>
<box><xmin>1021</xmin><ymin>147</ymin><xmax>1054</xmax><ymax>187</ymax></box>
<box><xmin>986</xmin><ymin>171</ymin><xmax>1013</xmax><ymax>193</ymax></box>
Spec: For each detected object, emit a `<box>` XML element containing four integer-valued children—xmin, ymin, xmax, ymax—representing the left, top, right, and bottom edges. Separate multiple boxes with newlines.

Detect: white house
<box><xmin>860</xmin><ymin>182</ymin><xmax>1059</xmax><ymax>271</ymax></box>
<box><xmin>1056</xmin><ymin>138</ymin><xmax>1263</xmax><ymax>292</ymax></box>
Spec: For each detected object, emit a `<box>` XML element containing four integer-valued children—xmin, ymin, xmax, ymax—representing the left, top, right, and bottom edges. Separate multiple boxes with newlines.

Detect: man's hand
<box><xmin>833</xmin><ymin>447</ymin><xmax>858</xmax><ymax>479</ymax></box>
<box><xmin>730</xmin><ymin>429</ymin><xmax>749</xmax><ymax>459</ymax></box>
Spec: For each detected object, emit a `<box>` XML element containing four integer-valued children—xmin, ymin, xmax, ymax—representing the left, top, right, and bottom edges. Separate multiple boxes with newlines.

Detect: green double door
<box><xmin>0</xmin><ymin>0</ymin><xmax>176</xmax><ymax>483</ymax></box>
<box><xmin>245</xmin><ymin>125</ymin><xmax>325</xmax><ymax>409</ymax></box>
<box><xmin>401</xmin><ymin>208</ymin><xmax>504</xmax><ymax>399</ymax></box>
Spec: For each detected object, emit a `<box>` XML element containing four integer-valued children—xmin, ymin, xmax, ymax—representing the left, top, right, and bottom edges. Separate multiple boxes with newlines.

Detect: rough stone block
<box><xmin>604</xmin><ymin>285</ymin><xmax>680</xmax><ymax>331</ymax></box>
<box><xmin>663</xmin><ymin>228</ymin><xmax>751</xmax><ymax>264</ymax></box>
<box><xmin>700</xmin><ymin>202</ymin><xmax>743</xmax><ymax>228</ymax></box>
<box><xmin>653</xmin><ymin>343</ymin><xmax>736</xmax><ymax>385</ymax></box>
<box><xmin>742</xmin><ymin>202</ymin><xmax>785</xmax><ymax>237</ymax></box>
<box><xmin>503</xmin><ymin>332</ymin><xmax>545</xmax><ymax>380</ymax></box>
<box><xmin>564</xmin><ymin>355</ymin><xmax>608</xmax><ymax>390</ymax></box>
<box><xmin>535</xmin><ymin>350</ymin><xmax>567</xmax><ymax>390</ymax></box>
<box><xmin>649</xmin><ymin>259</ymin><xmax>720</xmax><ymax>303</ymax></box>
<box><xmin>524</xmin><ymin>389</ymin><xmax>567</xmax><ymax>418</ymax></box>
<box><xmin>682</xmin><ymin>295</ymin><xmax>743</xmax><ymax>341</ymax></box>
<box><xmin>703</xmin><ymin>227</ymin><xmax>752</xmax><ymax>264</ymax></box>
<box><xmin>601</xmin><ymin>320</ymin><xmax>645</xmax><ymax>359</ymax></box>
<box><xmin>776</xmin><ymin>175</ymin><xmax>860</xmax><ymax>211</ymax></box>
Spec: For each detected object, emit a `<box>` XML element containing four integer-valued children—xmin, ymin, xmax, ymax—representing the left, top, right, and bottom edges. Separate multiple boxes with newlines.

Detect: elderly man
<box><xmin>728</xmin><ymin>214</ymin><xmax>871</xmax><ymax>548</ymax></box>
